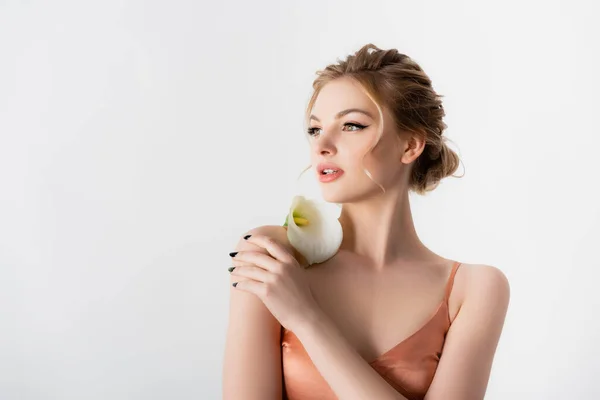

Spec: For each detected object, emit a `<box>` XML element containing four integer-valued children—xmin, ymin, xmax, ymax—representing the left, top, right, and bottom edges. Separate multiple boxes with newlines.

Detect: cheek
<box><xmin>355</xmin><ymin>147</ymin><xmax>400</xmax><ymax>179</ymax></box>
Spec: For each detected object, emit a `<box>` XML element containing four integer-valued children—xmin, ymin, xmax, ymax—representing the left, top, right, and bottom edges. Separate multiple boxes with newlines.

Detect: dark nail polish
<box><xmin>232</xmin><ymin>282</ymin><xmax>238</xmax><ymax>287</ymax></box>
<box><xmin>243</xmin><ymin>234</ymin><xmax>251</xmax><ymax>240</ymax></box>
<box><xmin>228</xmin><ymin>266</ymin><xmax>235</xmax><ymax>272</ymax></box>
<box><xmin>229</xmin><ymin>252</ymin><xmax>238</xmax><ymax>257</ymax></box>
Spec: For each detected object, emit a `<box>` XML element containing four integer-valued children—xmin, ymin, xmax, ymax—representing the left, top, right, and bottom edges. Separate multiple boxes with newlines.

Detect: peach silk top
<box><xmin>280</xmin><ymin>261</ymin><xmax>462</xmax><ymax>400</ymax></box>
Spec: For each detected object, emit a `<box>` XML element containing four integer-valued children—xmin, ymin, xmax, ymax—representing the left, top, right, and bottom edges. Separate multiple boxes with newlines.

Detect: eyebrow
<box><xmin>309</xmin><ymin>108</ymin><xmax>374</xmax><ymax>122</ymax></box>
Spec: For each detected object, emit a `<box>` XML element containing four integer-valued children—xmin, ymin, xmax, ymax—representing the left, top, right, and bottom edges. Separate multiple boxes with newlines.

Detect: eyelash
<box><xmin>307</xmin><ymin>122</ymin><xmax>367</xmax><ymax>137</ymax></box>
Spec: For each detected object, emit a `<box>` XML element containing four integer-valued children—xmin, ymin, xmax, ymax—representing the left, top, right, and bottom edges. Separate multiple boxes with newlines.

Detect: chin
<box><xmin>320</xmin><ymin>193</ymin><xmax>341</xmax><ymax>203</ymax></box>
<box><xmin>320</xmin><ymin>183</ymin><xmax>381</xmax><ymax>204</ymax></box>
<box><xmin>319</xmin><ymin>187</ymin><xmax>354</xmax><ymax>204</ymax></box>
<box><xmin>317</xmin><ymin>174</ymin><xmax>371</xmax><ymax>203</ymax></box>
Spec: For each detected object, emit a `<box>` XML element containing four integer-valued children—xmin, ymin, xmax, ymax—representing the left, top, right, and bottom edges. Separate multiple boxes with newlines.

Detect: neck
<box><xmin>337</xmin><ymin>188</ymin><xmax>429</xmax><ymax>270</ymax></box>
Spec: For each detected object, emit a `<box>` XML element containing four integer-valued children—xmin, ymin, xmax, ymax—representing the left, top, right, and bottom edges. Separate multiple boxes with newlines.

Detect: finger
<box><xmin>231</xmin><ymin>260</ymin><xmax>256</xmax><ymax>269</ymax></box>
<box><xmin>230</xmin><ymin>265</ymin><xmax>272</xmax><ymax>283</ymax></box>
<box><xmin>232</xmin><ymin>277</ymin><xmax>265</xmax><ymax>298</ymax></box>
<box><xmin>231</xmin><ymin>250</ymin><xmax>280</xmax><ymax>272</ymax></box>
<box><xmin>243</xmin><ymin>234</ymin><xmax>295</xmax><ymax>264</ymax></box>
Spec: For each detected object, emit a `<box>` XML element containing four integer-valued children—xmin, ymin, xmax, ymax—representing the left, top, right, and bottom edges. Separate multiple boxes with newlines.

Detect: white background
<box><xmin>1</xmin><ymin>0</ymin><xmax>599</xmax><ymax>399</ymax></box>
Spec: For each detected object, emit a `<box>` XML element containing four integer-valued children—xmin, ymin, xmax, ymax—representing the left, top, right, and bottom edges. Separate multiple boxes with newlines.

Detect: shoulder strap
<box><xmin>444</xmin><ymin>261</ymin><xmax>462</xmax><ymax>302</ymax></box>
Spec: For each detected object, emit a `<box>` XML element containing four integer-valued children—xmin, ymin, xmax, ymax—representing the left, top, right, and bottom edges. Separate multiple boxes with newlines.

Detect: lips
<box><xmin>317</xmin><ymin>162</ymin><xmax>344</xmax><ymax>175</ymax></box>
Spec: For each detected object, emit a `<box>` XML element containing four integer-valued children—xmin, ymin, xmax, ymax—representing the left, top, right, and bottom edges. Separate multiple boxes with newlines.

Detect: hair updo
<box><xmin>299</xmin><ymin>43</ymin><xmax>463</xmax><ymax>195</ymax></box>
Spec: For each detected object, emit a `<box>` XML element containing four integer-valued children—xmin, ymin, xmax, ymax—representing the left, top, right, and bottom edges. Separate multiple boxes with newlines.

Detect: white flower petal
<box><xmin>285</xmin><ymin>195</ymin><xmax>343</xmax><ymax>266</ymax></box>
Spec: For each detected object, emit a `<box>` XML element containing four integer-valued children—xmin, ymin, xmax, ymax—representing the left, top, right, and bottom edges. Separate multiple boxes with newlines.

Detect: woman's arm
<box><xmin>424</xmin><ymin>264</ymin><xmax>510</xmax><ymax>399</ymax></box>
<box><xmin>222</xmin><ymin>226</ymin><xmax>288</xmax><ymax>400</ymax></box>
<box><xmin>294</xmin><ymin>310</ymin><xmax>410</xmax><ymax>400</ymax></box>
<box><xmin>293</xmin><ymin>264</ymin><xmax>509</xmax><ymax>400</ymax></box>
<box><xmin>224</xmin><ymin>225</ymin><xmax>407</xmax><ymax>399</ymax></box>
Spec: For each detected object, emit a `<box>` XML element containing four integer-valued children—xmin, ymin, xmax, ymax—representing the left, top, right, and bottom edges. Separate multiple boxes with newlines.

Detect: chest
<box><xmin>302</xmin><ymin>256</ymin><xmax>452</xmax><ymax>363</ymax></box>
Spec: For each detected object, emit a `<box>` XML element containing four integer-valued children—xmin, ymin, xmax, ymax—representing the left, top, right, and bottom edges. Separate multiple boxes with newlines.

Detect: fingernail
<box><xmin>243</xmin><ymin>234</ymin><xmax>251</xmax><ymax>240</ymax></box>
<box><xmin>228</xmin><ymin>266</ymin><xmax>235</xmax><ymax>272</ymax></box>
<box><xmin>229</xmin><ymin>252</ymin><xmax>238</xmax><ymax>257</ymax></box>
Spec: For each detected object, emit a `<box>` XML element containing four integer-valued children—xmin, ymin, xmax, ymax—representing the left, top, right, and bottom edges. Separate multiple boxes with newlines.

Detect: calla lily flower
<box><xmin>283</xmin><ymin>195</ymin><xmax>343</xmax><ymax>267</ymax></box>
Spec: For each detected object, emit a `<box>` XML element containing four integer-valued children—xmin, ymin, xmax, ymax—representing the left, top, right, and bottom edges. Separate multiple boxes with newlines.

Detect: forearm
<box><xmin>293</xmin><ymin>311</ymin><xmax>409</xmax><ymax>400</ymax></box>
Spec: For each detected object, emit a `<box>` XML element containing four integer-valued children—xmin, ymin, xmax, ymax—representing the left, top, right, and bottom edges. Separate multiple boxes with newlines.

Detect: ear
<box><xmin>400</xmin><ymin>134</ymin><xmax>426</xmax><ymax>164</ymax></box>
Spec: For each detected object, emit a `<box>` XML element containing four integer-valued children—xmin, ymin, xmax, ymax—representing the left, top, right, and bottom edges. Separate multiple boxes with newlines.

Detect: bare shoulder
<box><xmin>460</xmin><ymin>263</ymin><xmax>510</xmax><ymax>299</ymax></box>
<box><xmin>222</xmin><ymin>224</ymin><xmax>288</xmax><ymax>400</ymax></box>
<box><xmin>247</xmin><ymin>224</ymin><xmax>288</xmax><ymax>237</ymax></box>
<box><xmin>452</xmin><ymin>262</ymin><xmax>511</xmax><ymax>320</ymax></box>
<box><xmin>425</xmin><ymin>263</ymin><xmax>510</xmax><ymax>398</ymax></box>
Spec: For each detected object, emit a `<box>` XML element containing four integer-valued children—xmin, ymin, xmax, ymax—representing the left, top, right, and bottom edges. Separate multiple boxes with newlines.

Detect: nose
<box><xmin>312</xmin><ymin>133</ymin><xmax>337</xmax><ymax>157</ymax></box>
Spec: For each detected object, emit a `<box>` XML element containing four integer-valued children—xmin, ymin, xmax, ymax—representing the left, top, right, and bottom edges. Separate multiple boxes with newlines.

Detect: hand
<box><xmin>229</xmin><ymin>233</ymin><xmax>322</xmax><ymax>332</ymax></box>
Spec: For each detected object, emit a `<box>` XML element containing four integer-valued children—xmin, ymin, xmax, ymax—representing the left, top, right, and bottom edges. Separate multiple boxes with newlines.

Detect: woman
<box><xmin>222</xmin><ymin>43</ymin><xmax>510</xmax><ymax>400</ymax></box>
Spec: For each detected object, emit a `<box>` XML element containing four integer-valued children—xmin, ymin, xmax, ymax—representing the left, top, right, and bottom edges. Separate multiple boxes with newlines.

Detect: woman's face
<box><xmin>307</xmin><ymin>78</ymin><xmax>408</xmax><ymax>203</ymax></box>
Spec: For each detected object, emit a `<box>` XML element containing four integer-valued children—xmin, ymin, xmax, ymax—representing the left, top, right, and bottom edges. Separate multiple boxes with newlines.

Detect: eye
<box><xmin>306</xmin><ymin>122</ymin><xmax>368</xmax><ymax>137</ymax></box>
<box><xmin>344</xmin><ymin>122</ymin><xmax>367</xmax><ymax>132</ymax></box>
<box><xmin>306</xmin><ymin>127</ymin><xmax>321</xmax><ymax>137</ymax></box>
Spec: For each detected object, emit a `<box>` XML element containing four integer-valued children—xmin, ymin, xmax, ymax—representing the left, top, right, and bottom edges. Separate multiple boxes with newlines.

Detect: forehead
<box><xmin>311</xmin><ymin>78</ymin><xmax>377</xmax><ymax>117</ymax></box>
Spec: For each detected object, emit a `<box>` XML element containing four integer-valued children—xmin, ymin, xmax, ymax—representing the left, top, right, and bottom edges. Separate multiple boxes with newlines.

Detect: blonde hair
<box><xmin>297</xmin><ymin>43</ymin><xmax>464</xmax><ymax>195</ymax></box>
